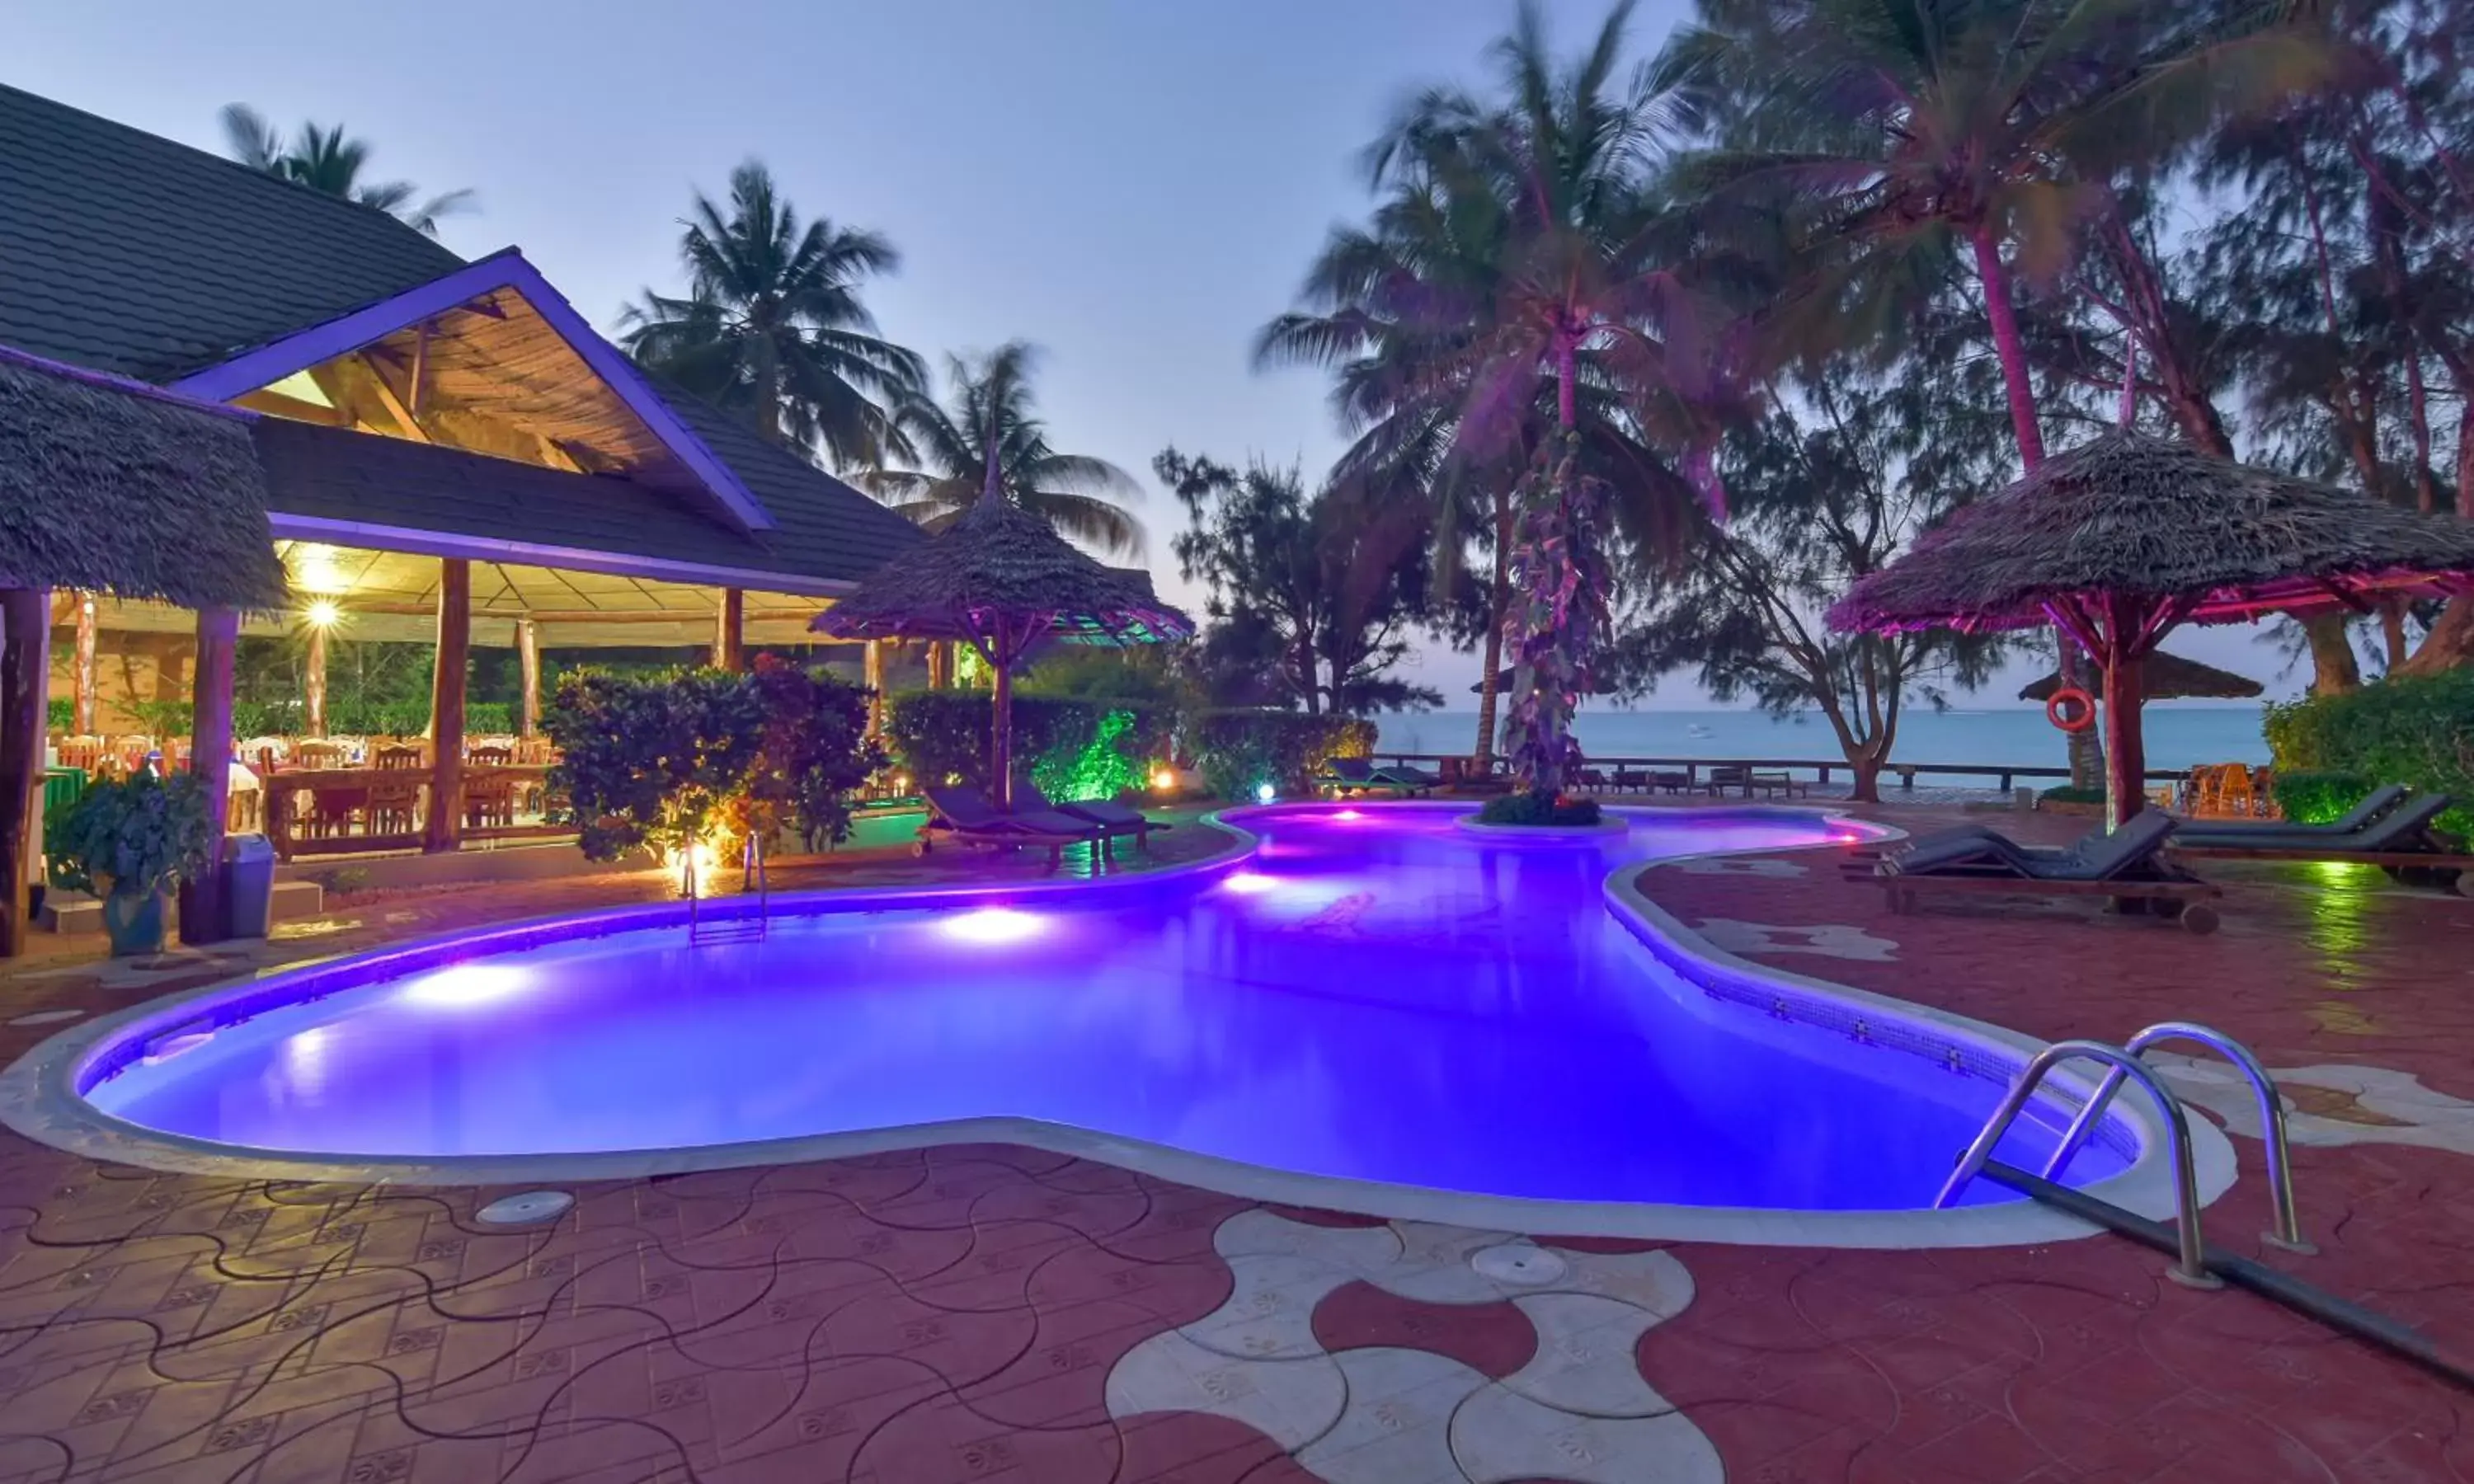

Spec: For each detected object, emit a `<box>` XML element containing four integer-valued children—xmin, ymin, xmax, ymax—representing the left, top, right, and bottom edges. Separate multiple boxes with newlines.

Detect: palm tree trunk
<box><xmin>1472</xmin><ymin>491</ymin><xmax>1512</xmax><ymax>762</ymax></box>
<box><xmin>1972</xmin><ymin>226</ymin><xmax>2103</xmax><ymax>790</ymax></box>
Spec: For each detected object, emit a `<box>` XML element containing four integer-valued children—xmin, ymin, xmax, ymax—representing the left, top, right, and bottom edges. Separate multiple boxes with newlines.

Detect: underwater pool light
<box><xmin>402</xmin><ymin>962</ymin><xmax>531</xmax><ymax>1007</ymax></box>
<box><xmin>940</xmin><ymin>907</ymin><xmax>1045</xmax><ymax>945</ymax></box>
<box><xmin>1255</xmin><ymin>782</ymin><xmax>1277</xmax><ymax>804</ymax></box>
<box><xmin>1221</xmin><ymin>871</ymin><xmax>1279</xmax><ymax>894</ymax></box>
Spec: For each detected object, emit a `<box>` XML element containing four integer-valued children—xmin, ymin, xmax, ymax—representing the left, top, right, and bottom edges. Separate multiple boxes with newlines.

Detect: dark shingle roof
<box><xmin>0</xmin><ymin>82</ymin><xmax>463</xmax><ymax>379</ymax></box>
<box><xmin>0</xmin><ymin>82</ymin><xmax>924</xmax><ymax>589</ymax></box>
<box><xmin>252</xmin><ymin>412</ymin><xmax>910</xmax><ymax>589</ymax></box>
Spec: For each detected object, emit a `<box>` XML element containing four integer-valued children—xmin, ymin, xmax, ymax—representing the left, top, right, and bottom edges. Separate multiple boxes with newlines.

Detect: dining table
<box><xmin>261</xmin><ymin>763</ymin><xmax>562</xmax><ymax>858</ymax></box>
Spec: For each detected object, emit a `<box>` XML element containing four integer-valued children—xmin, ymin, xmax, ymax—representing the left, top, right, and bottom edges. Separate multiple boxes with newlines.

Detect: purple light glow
<box><xmin>79</xmin><ymin>807</ymin><xmax>2121</xmax><ymax>1210</ymax></box>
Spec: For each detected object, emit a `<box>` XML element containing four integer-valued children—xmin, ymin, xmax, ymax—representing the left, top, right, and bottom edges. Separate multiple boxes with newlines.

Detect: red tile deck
<box><xmin>1</xmin><ymin>802</ymin><xmax>2470</xmax><ymax>1482</ymax></box>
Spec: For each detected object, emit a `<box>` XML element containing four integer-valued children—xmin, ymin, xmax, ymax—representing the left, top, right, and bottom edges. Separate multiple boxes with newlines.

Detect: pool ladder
<box><xmin>686</xmin><ymin>835</ymin><xmax>770</xmax><ymax>945</ymax></box>
<box><xmin>1936</xmin><ymin>1021</ymin><xmax>2308</xmax><ymax>1289</ymax></box>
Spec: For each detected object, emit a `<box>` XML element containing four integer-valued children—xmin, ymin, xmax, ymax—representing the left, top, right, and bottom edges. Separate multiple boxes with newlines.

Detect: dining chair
<box><xmin>374</xmin><ymin>746</ymin><xmax>425</xmax><ymax>772</ymax></box>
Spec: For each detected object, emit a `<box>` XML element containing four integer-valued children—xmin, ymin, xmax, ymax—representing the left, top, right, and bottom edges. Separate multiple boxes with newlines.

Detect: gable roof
<box><xmin>166</xmin><ymin>250</ymin><xmax>776</xmax><ymax>533</ymax></box>
<box><xmin>0</xmin><ymin>81</ymin><xmax>924</xmax><ymax>589</ymax></box>
<box><xmin>0</xmin><ymin>82</ymin><xmax>463</xmax><ymax>380</ymax></box>
<box><xmin>252</xmin><ymin>404</ymin><xmax>920</xmax><ymax>592</ymax></box>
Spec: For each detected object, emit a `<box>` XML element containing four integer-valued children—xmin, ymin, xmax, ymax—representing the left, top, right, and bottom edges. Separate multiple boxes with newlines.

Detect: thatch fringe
<box><xmin>2018</xmin><ymin>648</ymin><xmax>2262</xmax><ymax>702</ymax></box>
<box><xmin>815</xmin><ymin>494</ymin><xmax>1190</xmax><ymax>646</ymax></box>
<box><xmin>0</xmin><ymin>347</ymin><xmax>287</xmax><ymax>608</ymax></box>
<box><xmin>1832</xmin><ymin>430</ymin><xmax>2474</xmax><ymax>632</ymax></box>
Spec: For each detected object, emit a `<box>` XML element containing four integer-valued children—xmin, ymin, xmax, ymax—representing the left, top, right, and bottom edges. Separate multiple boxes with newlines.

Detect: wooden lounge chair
<box><xmin>2169</xmin><ymin>785</ymin><xmax>2407</xmax><ymax>847</ymax></box>
<box><xmin>2169</xmin><ymin>793</ymin><xmax>2470</xmax><ymax>891</ymax></box>
<box><xmin>920</xmin><ymin>786</ymin><xmax>1108</xmax><ymax>867</ymax></box>
<box><xmin>1315</xmin><ymin>757</ymin><xmax>1432</xmax><ymax>798</ymax></box>
<box><xmin>1853</xmin><ymin>812</ymin><xmax>2222</xmax><ymax>932</ymax></box>
<box><xmin>1016</xmin><ymin>780</ymin><xmax>1168</xmax><ymax>852</ymax></box>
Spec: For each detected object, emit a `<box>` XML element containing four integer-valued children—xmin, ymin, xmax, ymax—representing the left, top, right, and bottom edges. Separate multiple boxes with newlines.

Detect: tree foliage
<box><xmin>219</xmin><ymin>104</ymin><xmax>474</xmax><ymax>234</ymax></box>
<box><xmin>863</xmin><ymin>342</ymin><xmax>1145</xmax><ymax>556</ymax></box>
<box><xmin>620</xmin><ymin>161</ymin><xmax>924</xmax><ymax>465</ymax></box>
<box><xmin>1159</xmin><ymin>448</ymin><xmax>1447</xmax><ymax>716</ymax></box>
<box><xmin>1606</xmin><ymin>355</ymin><xmax>2016</xmax><ymax>798</ymax></box>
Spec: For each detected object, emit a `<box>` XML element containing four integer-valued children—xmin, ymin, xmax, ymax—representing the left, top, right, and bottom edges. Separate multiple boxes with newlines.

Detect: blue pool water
<box><xmin>82</xmin><ymin>806</ymin><xmax>2123</xmax><ymax>1209</ymax></box>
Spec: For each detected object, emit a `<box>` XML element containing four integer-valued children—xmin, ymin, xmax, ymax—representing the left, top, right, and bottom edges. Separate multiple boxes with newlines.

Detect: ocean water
<box><xmin>1380</xmin><ymin>705</ymin><xmax>2271</xmax><ymax>779</ymax></box>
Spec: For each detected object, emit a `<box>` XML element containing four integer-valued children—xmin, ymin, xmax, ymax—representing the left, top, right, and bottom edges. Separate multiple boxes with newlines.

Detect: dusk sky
<box><xmin>11</xmin><ymin>0</ymin><xmax>2303</xmax><ymax>709</ymax></box>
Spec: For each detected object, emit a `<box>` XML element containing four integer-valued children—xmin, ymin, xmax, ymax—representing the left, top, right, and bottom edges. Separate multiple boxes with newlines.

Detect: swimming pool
<box><xmin>22</xmin><ymin>805</ymin><xmax>2159</xmax><ymax>1223</ymax></box>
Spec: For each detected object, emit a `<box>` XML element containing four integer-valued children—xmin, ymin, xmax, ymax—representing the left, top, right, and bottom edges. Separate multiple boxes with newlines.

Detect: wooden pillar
<box><xmin>73</xmin><ymin>594</ymin><xmax>99</xmax><ymax>735</ymax></box>
<box><xmin>0</xmin><ymin>589</ymin><xmax>49</xmax><ymax>958</ymax></box>
<box><xmin>713</xmin><ymin>588</ymin><xmax>745</xmax><ymax>670</ymax></box>
<box><xmin>303</xmin><ymin>620</ymin><xmax>329</xmax><ymax>737</ymax></box>
<box><xmin>176</xmin><ymin>607</ymin><xmax>238</xmax><ymax>945</ymax></box>
<box><xmin>863</xmin><ymin>639</ymin><xmax>887</xmax><ymax>737</ymax></box>
<box><xmin>2099</xmin><ymin>594</ymin><xmax>2150</xmax><ymax>832</ymax></box>
<box><xmin>425</xmin><ymin>558</ymin><xmax>470</xmax><ymax>853</ymax></box>
<box><xmin>927</xmin><ymin>640</ymin><xmax>952</xmax><ymax>690</ymax></box>
<box><xmin>516</xmin><ymin>618</ymin><xmax>542</xmax><ymax>737</ymax></box>
<box><xmin>988</xmin><ymin>631</ymin><xmax>1014</xmax><ymax>810</ymax></box>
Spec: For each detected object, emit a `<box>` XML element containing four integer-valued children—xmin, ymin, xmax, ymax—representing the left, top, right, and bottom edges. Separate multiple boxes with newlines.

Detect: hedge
<box><xmin>229</xmin><ymin>698</ymin><xmax>515</xmax><ymax>740</ymax></box>
<box><xmin>881</xmin><ymin>691</ymin><xmax>1174</xmax><ymax>801</ymax></box>
<box><xmin>2269</xmin><ymin>771</ymin><xmax>2375</xmax><ymax>826</ymax></box>
<box><xmin>2265</xmin><ymin>671</ymin><xmax>2474</xmax><ymax>841</ymax></box>
<box><xmin>1186</xmin><ymin>709</ymin><xmax>1376</xmax><ymax>800</ymax></box>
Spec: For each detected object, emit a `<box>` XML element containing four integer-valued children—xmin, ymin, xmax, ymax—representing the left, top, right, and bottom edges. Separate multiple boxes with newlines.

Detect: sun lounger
<box><xmin>920</xmin><ymin>786</ymin><xmax>1108</xmax><ymax>867</ymax></box>
<box><xmin>1016</xmin><ymin>780</ymin><xmax>1167</xmax><ymax>851</ymax></box>
<box><xmin>1857</xmin><ymin>812</ymin><xmax>2221</xmax><ymax>932</ymax></box>
<box><xmin>2168</xmin><ymin>793</ymin><xmax>2470</xmax><ymax>891</ymax></box>
<box><xmin>2169</xmin><ymin>784</ymin><xmax>2408</xmax><ymax>846</ymax></box>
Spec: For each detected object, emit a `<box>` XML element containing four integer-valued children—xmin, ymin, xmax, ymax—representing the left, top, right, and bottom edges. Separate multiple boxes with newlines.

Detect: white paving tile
<box><xmin>1549</xmin><ymin>1246</ymin><xmax>1696</xmax><ymax>1317</ymax></box>
<box><xmin>1106</xmin><ymin>1327</ymin><xmax>1346</xmax><ymax>1452</ymax></box>
<box><xmin>1183</xmin><ymin>1251</ymin><xmax>1358</xmax><ymax>1360</ymax></box>
<box><xmin>1503</xmin><ymin>1293</ymin><xmax>1672</xmax><ymax>1417</ymax></box>
<box><xmin>1298</xmin><ymin>1348</ymin><xmax>1484</xmax><ymax>1484</ymax></box>
<box><xmin>1451</xmin><ymin>1383</ymin><xmax>1723</xmax><ymax>1484</ymax></box>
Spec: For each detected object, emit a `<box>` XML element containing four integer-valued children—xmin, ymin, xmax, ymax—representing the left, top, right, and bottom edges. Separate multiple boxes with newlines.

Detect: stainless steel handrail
<box><xmin>1935</xmin><ymin>1039</ymin><xmax>2221</xmax><ymax>1289</ymax></box>
<box><xmin>2038</xmin><ymin>1021</ymin><xmax>2310</xmax><ymax>1252</ymax></box>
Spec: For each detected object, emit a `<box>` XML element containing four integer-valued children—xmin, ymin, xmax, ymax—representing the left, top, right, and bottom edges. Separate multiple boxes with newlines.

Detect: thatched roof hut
<box><xmin>1831</xmin><ymin>430</ymin><xmax>2474</xmax><ymax>826</ymax></box>
<box><xmin>816</xmin><ymin>491</ymin><xmax>1190</xmax><ymax>808</ymax></box>
<box><xmin>816</xmin><ymin>493</ymin><xmax>1187</xmax><ymax>647</ymax></box>
<box><xmin>0</xmin><ymin>347</ymin><xmax>287</xmax><ymax>609</ymax></box>
<box><xmin>1832</xmin><ymin>431</ymin><xmax>2474</xmax><ymax>634</ymax></box>
<box><xmin>2018</xmin><ymin>649</ymin><xmax>2262</xmax><ymax>704</ymax></box>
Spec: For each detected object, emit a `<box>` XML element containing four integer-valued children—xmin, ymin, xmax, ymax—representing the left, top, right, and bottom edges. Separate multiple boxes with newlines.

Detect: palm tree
<box><xmin>618</xmin><ymin>161</ymin><xmax>924</xmax><ymax>465</ymax></box>
<box><xmin>219</xmin><ymin>104</ymin><xmax>473</xmax><ymax>235</ymax></box>
<box><xmin>1665</xmin><ymin>0</ymin><xmax>2328</xmax><ymax>782</ymax></box>
<box><xmin>864</xmin><ymin>342</ymin><xmax>1145</xmax><ymax>557</ymax></box>
<box><xmin>1264</xmin><ymin>0</ymin><xmax>1742</xmax><ymax>791</ymax></box>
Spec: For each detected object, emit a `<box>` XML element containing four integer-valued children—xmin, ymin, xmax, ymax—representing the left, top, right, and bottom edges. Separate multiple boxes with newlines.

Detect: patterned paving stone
<box><xmin>0</xmin><ymin>806</ymin><xmax>2470</xmax><ymax>1482</ymax></box>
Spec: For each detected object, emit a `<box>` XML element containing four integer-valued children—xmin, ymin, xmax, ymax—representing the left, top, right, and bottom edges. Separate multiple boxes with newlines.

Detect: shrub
<box><xmin>2270</xmin><ymin>771</ymin><xmax>2376</xmax><ymax>826</ymax></box>
<box><xmin>1187</xmin><ymin>709</ymin><xmax>1376</xmax><ymax>799</ymax></box>
<box><xmin>47</xmin><ymin>698</ymin><xmax>72</xmax><ymax>732</ymax></box>
<box><xmin>543</xmin><ymin>668</ymin><xmax>768</xmax><ymax>865</ymax></box>
<box><xmin>881</xmin><ymin>691</ymin><xmax>1171</xmax><ymax>798</ymax></box>
<box><xmin>745</xmin><ymin>656</ymin><xmax>886</xmax><ymax>850</ymax></box>
<box><xmin>2038</xmin><ymin>785</ymin><xmax>2107</xmax><ymax>805</ymax></box>
<box><xmin>2265</xmin><ymin>672</ymin><xmax>2474</xmax><ymax>841</ymax></box>
<box><xmin>1475</xmin><ymin>788</ymin><xmax>1604</xmax><ymax>827</ymax></box>
<box><xmin>45</xmin><ymin>770</ymin><xmax>215</xmax><ymax>897</ymax></box>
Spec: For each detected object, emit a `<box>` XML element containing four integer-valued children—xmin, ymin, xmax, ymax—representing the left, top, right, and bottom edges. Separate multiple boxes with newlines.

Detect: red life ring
<box><xmin>2046</xmin><ymin>687</ymin><xmax>2096</xmax><ymax>733</ymax></box>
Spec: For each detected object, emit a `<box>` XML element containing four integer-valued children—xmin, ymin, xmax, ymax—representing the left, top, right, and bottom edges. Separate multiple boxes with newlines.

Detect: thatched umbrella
<box><xmin>2017</xmin><ymin>649</ymin><xmax>2263</xmax><ymax>704</ymax></box>
<box><xmin>1832</xmin><ymin>430</ymin><xmax>2474</xmax><ymax>826</ymax></box>
<box><xmin>813</xmin><ymin>486</ymin><xmax>1191</xmax><ymax>809</ymax></box>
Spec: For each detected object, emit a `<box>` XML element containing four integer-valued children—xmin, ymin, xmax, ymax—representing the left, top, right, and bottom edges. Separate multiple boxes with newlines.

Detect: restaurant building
<box><xmin>0</xmin><ymin>82</ymin><xmax>925</xmax><ymax>950</ymax></box>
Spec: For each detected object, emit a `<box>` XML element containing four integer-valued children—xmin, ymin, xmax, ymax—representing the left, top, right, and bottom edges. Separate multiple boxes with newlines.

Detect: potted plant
<box><xmin>45</xmin><ymin>770</ymin><xmax>215</xmax><ymax>956</ymax></box>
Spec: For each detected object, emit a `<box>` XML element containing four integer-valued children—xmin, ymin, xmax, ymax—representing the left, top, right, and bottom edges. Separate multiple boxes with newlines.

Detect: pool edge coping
<box><xmin>0</xmin><ymin>800</ymin><xmax>2232</xmax><ymax>1251</ymax></box>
